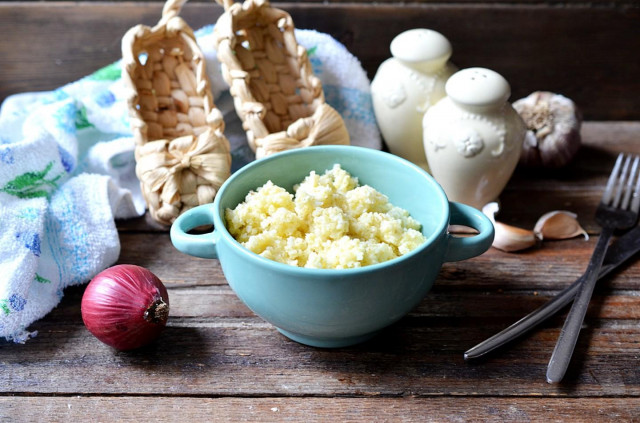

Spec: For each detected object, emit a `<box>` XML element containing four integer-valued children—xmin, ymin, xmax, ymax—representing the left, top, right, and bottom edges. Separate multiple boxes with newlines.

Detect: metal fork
<box><xmin>546</xmin><ymin>153</ymin><xmax>640</xmax><ymax>384</ymax></box>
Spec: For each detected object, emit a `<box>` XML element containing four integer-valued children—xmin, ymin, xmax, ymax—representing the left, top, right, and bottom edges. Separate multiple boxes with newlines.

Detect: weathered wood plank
<box><xmin>1</xmin><ymin>3</ymin><xmax>638</xmax><ymax>119</ymax></box>
<box><xmin>116</xmin><ymin>233</ymin><xmax>227</xmax><ymax>287</ymax></box>
<box><xmin>2</xmin><ymin>246</ymin><xmax>639</xmax><ymax>398</ymax></box>
<box><xmin>582</xmin><ymin>121</ymin><xmax>640</xmax><ymax>153</ymax></box>
<box><xmin>2</xmin><ymin>314</ymin><xmax>640</xmax><ymax>396</ymax></box>
<box><xmin>27</xmin><ymin>268</ymin><xmax>640</xmax><ymax>323</ymax></box>
<box><xmin>3</xmin><ymin>396</ymin><xmax>640</xmax><ymax>422</ymax></box>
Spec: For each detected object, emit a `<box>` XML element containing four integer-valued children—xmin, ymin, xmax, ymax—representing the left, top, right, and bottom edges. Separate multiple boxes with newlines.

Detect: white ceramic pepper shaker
<box><xmin>371</xmin><ymin>29</ymin><xmax>457</xmax><ymax>171</ymax></box>
<box><xmin>422</xmin><ymin>67</ymin><xmax>526</xmax><ymax>209</ymax></box>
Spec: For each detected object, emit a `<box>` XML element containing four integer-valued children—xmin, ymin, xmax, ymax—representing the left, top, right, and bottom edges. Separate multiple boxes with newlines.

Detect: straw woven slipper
<box><xmin>213</xmin><ymin>0</ymin><xmax>350</xmax><ymax>159</ymax></box>
<box><xmin>121</xmin><ymin>0</ymin><xmax>231</xmax><ymax>225</ymax></box>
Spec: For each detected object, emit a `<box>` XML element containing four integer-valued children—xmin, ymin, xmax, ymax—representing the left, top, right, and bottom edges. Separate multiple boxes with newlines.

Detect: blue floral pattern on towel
<box><xmin>58</xmin><ymin>145</ymin><xmax>75</xmax><ymax>173</ymax></box>
<box><xmin>16</xmin><ymin>232</ymin><xmax>41</xmax><ymax>257</ymax></box>
<box><xmin>0</xmin><ymin>147</ymin><xmax>14</xmax><ymax>164</ymax></box>
<box><xmin>53</xmin><ymin>102</ymin><xmax>78</xmax><ymax>135</ymax></box>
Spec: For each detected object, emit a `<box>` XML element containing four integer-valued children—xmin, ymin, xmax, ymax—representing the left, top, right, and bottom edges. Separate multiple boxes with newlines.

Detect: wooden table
<box><xmin>2</xmin><ymin>2</ymin><xmax>640</xmax><ymax>421</ymax></box>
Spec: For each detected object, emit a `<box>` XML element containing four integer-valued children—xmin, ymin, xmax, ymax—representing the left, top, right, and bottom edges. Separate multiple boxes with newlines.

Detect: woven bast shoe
<box><xmin>213</xmin><ymin>0</ymin><xmax>350</xmax><ymax>159</ymax></box>
<box><xmin>121</xmin><ymin>0</ymin><xmax>231</xmax><ymax>225</ymax></box>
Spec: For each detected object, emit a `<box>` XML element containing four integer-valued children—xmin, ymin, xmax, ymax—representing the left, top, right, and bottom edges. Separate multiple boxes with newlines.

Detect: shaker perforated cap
<box><xmin>390</xmin><ymin>29</ymin><xmax>452</xmax><ymax>64</ymax></box>
<box><xmin>445</xmin><ymin>67</ymin><xmax>511</xmax><ymax>108</ymax></box>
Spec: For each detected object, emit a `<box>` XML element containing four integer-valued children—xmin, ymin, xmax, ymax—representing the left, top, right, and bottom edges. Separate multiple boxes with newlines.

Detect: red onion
<box><xmin>81</xmin><ymin>264</ymin><xmax>170</xmax><ymax>351</ymax></box>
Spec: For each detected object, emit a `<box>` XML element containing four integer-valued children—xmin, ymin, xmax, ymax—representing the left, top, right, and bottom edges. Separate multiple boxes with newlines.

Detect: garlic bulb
<box><xmin>513</xmin><ymin>91</ymin><xmax>582</xmax><ymax>168</ymax></box>
<box><xmin>534</xmin><ymin>210</ymin><xmax>588</xmax><ymax>241</ymax></box>
<box><xmin>482</xmin><ymin>202</ymin><xmax>537</xmax><ymax>252</ymax></box>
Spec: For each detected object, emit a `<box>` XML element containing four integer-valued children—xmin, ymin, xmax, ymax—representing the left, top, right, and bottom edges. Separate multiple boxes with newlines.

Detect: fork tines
<box><xmin>602</xmin><ymin>153</ymin><xmax>640</xmax><ymax>213</ymax></box>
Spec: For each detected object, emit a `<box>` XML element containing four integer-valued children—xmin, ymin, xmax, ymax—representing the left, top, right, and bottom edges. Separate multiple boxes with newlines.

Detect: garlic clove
<box><xmin>513</xmin><ymin>91</ymin><xmax>582</xmax><ymax>168</ymax></box>
<box><xmin>482</xmin><ymin>202</ymin><xmax>500</xmax><ymax>223</ymax></box>
<box><xmin>533</xmin><ymin>210</ymin><xmax>589</xmax><ymax>241</ymax></box>
<box><xmin>482</xmin><ymin>202</ymin><xmax>537</xmax><ymax>252</ymax></box>
<box><xmin>492</xmin><ymin>221</ymin><xmax>538</xmax><ymax>252</ymax></box>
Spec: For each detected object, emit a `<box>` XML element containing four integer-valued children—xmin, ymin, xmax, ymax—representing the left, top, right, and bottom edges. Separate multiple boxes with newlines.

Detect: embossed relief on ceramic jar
<box><xmin>422</xmin><ymin>68</ymin><xmax>526</xmax><ymax>210</ymax></box>
<box><xmin>371</xmin><ymin>29</ymin><xmax>457</xmax><ymax>171</ymax></box>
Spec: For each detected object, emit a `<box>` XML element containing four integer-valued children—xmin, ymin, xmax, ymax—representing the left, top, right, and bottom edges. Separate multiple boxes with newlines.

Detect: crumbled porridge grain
<box><xmin>225</xmin><ymin>164</ymin><xmax>426</xmax><ymax>269</ymax></box>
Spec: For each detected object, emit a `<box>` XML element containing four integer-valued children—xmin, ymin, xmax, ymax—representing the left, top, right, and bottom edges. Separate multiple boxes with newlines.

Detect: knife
<box><xmin>464</xmin><ymin>225</ymin><xmax>640</xmax><ymax>361</ymax></box>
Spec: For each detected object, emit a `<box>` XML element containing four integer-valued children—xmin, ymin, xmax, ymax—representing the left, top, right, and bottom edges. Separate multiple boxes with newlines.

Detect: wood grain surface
<box><xmin>4</xmin><ymin>397</ymin><xmax>640</xmax><ymax>422</ymax></box>
<box><xmin>2</xmin><ymin>1</ymin><xmax>640</xmax><ymax>422</ymax></box>
<box><xmin>3</xmin><ymin>124</ymin><xmax>640</xmax><ymax>421</ymax></box>
<box><xmin>0</xmin><ymin>2</ymin><xmax>639</xmax><ymax>120</ymax></box>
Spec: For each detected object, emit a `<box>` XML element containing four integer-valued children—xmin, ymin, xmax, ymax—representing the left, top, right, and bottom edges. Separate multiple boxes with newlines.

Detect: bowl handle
<box><xmin>170</xmin><ymin>204</ymin><xmax>219</xmax><ymax>259</ymax></box>
<box><xmin>444</xmin><ymin>202</ymin><xmax>495</xmax><ymax>262</ymax></box>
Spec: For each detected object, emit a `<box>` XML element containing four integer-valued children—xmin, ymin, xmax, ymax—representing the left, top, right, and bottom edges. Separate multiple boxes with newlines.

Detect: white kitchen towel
<box><xmin>0</xmin><ymin>25</ymin><xmax>380</xmax><ymax>343</ymax></box>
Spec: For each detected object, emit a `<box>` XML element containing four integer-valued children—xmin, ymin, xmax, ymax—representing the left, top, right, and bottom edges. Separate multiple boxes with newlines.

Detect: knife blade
<box><xmin>464</xmin><ymin>225</ymin><xmax>640</xmax><ymax>361</ymax></box>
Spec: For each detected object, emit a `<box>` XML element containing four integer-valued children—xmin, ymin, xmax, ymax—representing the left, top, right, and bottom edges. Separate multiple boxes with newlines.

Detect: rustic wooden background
<box><xmin>2</xmin><ymin>1</ymin><xmax>640</xmax><ymax>421</ymax></box>
<box><xmin>1</xmin><ymin>1</ymin><xmax>639</xmax><ymax>120</ymax></box>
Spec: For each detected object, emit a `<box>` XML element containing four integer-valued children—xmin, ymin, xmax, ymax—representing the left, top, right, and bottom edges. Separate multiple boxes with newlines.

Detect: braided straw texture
<box><xmin>213</xmin><ymin>0</ymin><xmax>350</xmax><ymax>159</ymax></box>
<box><xmin>122</xmin><ymin>0</ymin><xmax>231</xmax><ymax>225</ymax></box>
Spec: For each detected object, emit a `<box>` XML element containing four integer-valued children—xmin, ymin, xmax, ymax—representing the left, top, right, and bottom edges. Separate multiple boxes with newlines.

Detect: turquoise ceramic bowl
<box><xmin>171</xmin><ymin>145</ymin><xmax>494</xmax><ymax>348</ymax></box>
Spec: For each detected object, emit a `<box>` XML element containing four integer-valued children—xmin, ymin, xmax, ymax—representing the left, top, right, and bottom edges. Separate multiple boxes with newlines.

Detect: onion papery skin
<box><xmin>81</xmin><ymin>264</ymin><xmax>170</xmax><ymax>351</ymax></box>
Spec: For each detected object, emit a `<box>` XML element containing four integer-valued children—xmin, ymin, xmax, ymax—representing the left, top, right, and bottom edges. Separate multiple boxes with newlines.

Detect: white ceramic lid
<box><xmin>445</xmin><ymin>67</ymin><xmax>511</xmax><ymax>108</ymax></box>
<box><xmin>390</xmin><ymin>29</ymin><xmax>452</xmax><ymax>64</ymax></box>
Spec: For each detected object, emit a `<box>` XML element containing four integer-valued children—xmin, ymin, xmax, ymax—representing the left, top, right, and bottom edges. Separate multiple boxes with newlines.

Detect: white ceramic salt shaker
<box><xmin>371</xmin><ymin>29</ymin><xmax>457</xmax><ymax>171</ymax></box>
<box><xmin>422</xmin><ymin>67</ymin><xmax>526</xmax><ymax>209</ymax></box>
